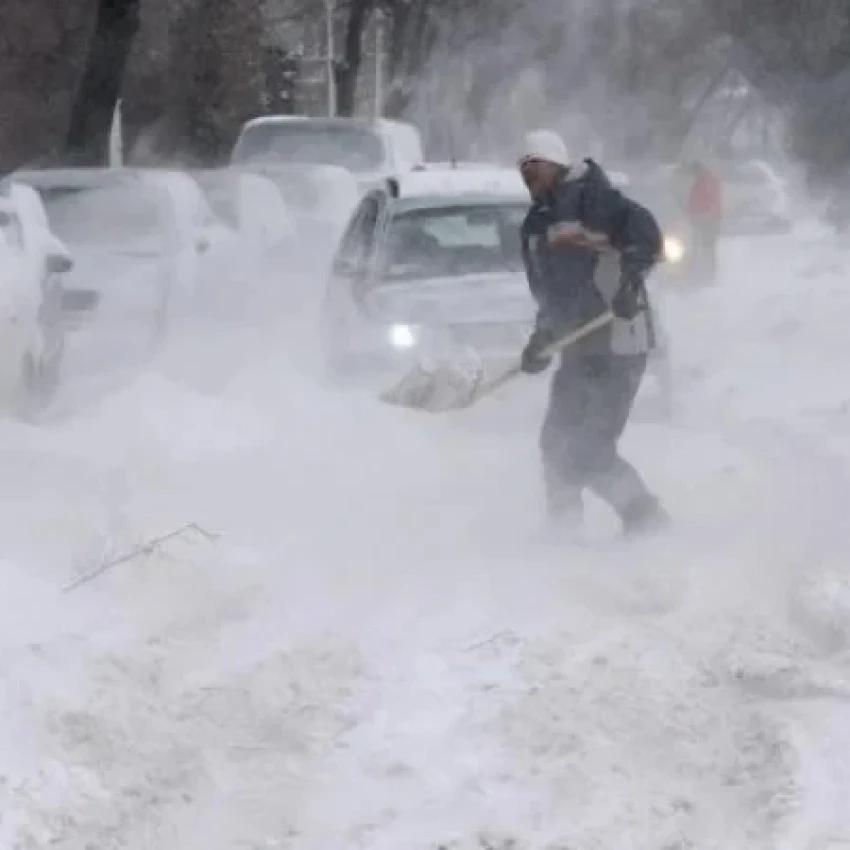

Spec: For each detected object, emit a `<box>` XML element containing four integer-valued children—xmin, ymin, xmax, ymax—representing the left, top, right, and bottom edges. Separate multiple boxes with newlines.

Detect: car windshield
<box><xmin>36</xmin><ymin>182</ymin><xmax>167</xmax><ymax>251</ymax></box>
<box><xmin>379</xmin><ymin>203</ymin><xmax>528</xmax><ymax>283</ymax></box>
<box><xmin>233</xmin><ymin>123</ymin><xmax>384</xmax><ymax>172</ymax></box>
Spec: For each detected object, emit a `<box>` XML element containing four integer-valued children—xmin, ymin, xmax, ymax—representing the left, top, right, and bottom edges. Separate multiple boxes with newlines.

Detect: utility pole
<box><xmin>325</xmin><ymin>0</ymin><xmax>337</xmax><ymax>116</ymax></box>
<box><xmin>374</xmin><ymin>9</ymin><xmax>384</xmax><ymax>117</ymax></box>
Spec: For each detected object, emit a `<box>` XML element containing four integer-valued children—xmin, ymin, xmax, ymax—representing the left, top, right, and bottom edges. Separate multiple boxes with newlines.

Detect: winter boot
<box><xmin>619</xmin><ymin>494</ymin><xmax>670</xmax><ymax>538</ymax></box>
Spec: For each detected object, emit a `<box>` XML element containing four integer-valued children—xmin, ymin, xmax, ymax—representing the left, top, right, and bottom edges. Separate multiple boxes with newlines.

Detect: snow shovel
<box><xmin>380</xmin><ymin>311</ymin><xmax>614</xmax><ymax>413</ymax></box>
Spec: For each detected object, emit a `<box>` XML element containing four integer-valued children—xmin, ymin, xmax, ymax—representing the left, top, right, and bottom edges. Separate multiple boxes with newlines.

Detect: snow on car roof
<box><xmin>240</xmin><ymin>115</ymin><xmax>410</xmax><ymax>132</ymax></box>
<box><xmin>395</xmin><ymin>166</ymin><xmax>527</xmax><ymax>199</ymax></box>
<box><xmin>11</xmin><ymin>167</ymin><xmax>186</xmax><ymax>192</ymax></box>
<box><xmin>12</xmin><ymin>167</ymin><xmax>142</xmax><ymax>190</ymax></box>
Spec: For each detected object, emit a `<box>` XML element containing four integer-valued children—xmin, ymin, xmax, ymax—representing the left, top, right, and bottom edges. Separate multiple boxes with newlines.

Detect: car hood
<box><xmin>363</xmin><ymin>272</ymin><xmax>535</xmax><ymax>325</ymax></box>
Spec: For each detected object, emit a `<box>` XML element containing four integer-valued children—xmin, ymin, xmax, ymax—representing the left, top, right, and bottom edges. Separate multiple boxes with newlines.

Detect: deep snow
<box><xmin>2</xmin><ymin>222</ymin><xmax>850</xmax><ymax>849</ymax></box>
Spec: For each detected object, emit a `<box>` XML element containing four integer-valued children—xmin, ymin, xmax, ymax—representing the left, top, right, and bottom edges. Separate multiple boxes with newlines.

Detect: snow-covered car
<box><xmin>643</xmin><ymin>160</ymin><xmax>792</xmax><ymax>242</ymax></box>
<box><xmin>13</xmin><ymin>167</ymin><xmax>209</xmax><ymax>341</ymax></box>
<box><xmin>178</xmin><ymin>166</ymin><xmax>323</xmax><ymax>316</ymax></box>
<box><xmin>233</xmin><ymin>162</ymin><xmax>359</xmax><ymax>253</ymax></box>
<box><xmin>321</xmin><ymin>167</ymin><xmax>534</xmax><ymax>380</ymax></box>
<box><xmin>720</xmin><ymin>159</ymin><xmax>792</xmax><ymax>234</ymax></box>
<box><xmin>0</xmin><ymin>182</ymin><xmax>74</xmax><ymax>416</ymax></box>
<box><xmin>231</xmin><ymin>116</ymin><xmax>424</xmax><ymax>193</ymax></box>
<box><xmin>189</xmin><ymin>167</ymin><xmax>297</xmax><ymax>249</ymax></box>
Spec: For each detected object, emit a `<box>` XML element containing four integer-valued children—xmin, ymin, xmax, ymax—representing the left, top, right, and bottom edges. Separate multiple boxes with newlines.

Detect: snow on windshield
<box><xmin>37</xmin><ymin>183</ymin><xmax>167</xmax><ymax>251</ymax></box>
<box><xmin>380</xmin><ymin>203</ymin><xmax>527</xmax><ymax>282</ymax></box>
<box><xmin>233</xmin><ymin>123</ymin><xmax>384</xmax><ymax>172</ymax></box>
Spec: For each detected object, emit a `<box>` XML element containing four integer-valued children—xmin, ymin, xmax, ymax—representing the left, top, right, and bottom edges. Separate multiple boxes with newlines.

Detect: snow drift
<box><xmin>1</xmin><ymin>223</ymin><xmax>850</xmax><ymax>848</ymax></box>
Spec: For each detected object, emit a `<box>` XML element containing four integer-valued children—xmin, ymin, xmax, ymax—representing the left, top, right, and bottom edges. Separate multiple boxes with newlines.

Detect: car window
<box><xmin>332</xmin><ymin>196</ymin><xmax>382</xmax><ymax>275</ymax></box>
<box><xmin>377</xmin><ymin>203</ymin><xmax>528</xmax><ymax>283</ymax></box>
<box><xmin>37</xmin><ymin>182</ymin><xmax>167</xmax><ymax>252</ymax></box>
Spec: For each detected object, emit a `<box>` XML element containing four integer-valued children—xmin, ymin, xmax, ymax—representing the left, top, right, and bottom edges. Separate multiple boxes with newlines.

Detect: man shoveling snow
<box><xmin>517</xmin><ymin>129</ymin><xmax>669</xmax><ymax>537</ymax></box>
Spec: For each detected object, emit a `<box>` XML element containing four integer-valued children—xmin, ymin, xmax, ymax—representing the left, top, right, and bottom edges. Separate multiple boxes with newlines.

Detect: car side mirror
<box><xmin>47</xmin><ymin>251</ymin><xmax>73</xmax><ymax>274</ymax></box>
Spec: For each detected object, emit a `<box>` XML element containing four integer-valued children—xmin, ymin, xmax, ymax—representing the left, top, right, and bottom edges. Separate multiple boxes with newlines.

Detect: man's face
<box><xmin>519</xmin><ymin>158</ymin><xmax>558</xmax><ymax>199</ymax></box>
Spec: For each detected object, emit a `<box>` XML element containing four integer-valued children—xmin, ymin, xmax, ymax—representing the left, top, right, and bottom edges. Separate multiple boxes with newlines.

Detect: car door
<box><xmin>323</xmin><ymin>191</ymin><xmax>386</xmax><ymax>344</ymax></box>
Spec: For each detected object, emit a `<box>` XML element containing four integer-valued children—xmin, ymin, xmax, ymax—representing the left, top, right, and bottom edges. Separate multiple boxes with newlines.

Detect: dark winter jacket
<box><xmin>520</xmin><ymin>158</ymin><xmax>663</xmax><ymax>355</ymax></box>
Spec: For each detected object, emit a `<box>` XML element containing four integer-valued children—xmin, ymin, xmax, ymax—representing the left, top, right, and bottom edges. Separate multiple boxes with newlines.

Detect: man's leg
<box><xmin>567</xmin><ymin>355</ymin><xmax>668</xmax><ymax>534</ymax></box>
<box><xmin>539</xmin><ymin>353</ymin><xmax>588</xmax><ymax>529</ymax></box>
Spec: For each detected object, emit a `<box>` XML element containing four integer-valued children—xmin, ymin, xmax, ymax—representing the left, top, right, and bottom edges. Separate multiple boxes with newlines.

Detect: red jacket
<box><xmin>687</xmin><ymin>169</ymin><xmax>722</xmax><ymax>219</ymax></box>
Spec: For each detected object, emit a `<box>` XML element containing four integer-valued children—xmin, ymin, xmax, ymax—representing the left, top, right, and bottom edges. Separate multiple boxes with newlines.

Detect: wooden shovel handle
<box><xmin>474</xmin><ymin>311</ymin><xmax>615</xmax><ymax>400</ymax></box>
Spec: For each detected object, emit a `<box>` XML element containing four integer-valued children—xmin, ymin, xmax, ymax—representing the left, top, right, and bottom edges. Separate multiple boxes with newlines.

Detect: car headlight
<box><xmin>387</xmin><ymin>323</ymin><xmax>418</xmax><ymax>349</ymax></box>
<box><xmin>663</xmin><ymin>235</ymin><xmax>686</xmax><ymax>264</ymax></box>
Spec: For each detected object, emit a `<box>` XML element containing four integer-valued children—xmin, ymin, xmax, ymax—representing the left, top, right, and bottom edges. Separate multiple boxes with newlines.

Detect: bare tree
<box><xmin>0</xmin><ymin>0</ymin><xmax>97</xmax><ymax>171</ymax></box>
<box><xmin>65</xmin><ymin>0</ymin><xmax>141</xmax><ymax>164</ymax></box>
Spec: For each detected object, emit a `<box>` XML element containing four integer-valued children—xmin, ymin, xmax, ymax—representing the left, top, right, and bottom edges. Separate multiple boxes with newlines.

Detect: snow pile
<box><xmin>3</xmin><ymin>225</ymin><xmax>850</xmax><ymax>848</ymax></box>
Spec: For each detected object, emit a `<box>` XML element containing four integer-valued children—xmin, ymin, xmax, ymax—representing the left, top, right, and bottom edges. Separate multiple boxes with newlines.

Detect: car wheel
<box><xmin>11</xmin><ymin>334</ymin><xmax>65</xmax><ymax>423</ymax></box>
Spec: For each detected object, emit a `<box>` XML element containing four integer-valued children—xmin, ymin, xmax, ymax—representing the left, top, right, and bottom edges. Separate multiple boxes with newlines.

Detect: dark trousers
<box><xmin>540</xmin><ymin>352</ymin><xmax>652</xmax><ymax>517</ymax></box>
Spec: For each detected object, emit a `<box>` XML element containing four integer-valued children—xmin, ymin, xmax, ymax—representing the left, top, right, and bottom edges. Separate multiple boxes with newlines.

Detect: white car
<box><xmin>0</xmin><ymin>182</ymin><xmax>74</xmax><ymax>417</ymax></box>
<box><xmin>14</xmin><ymin>167</ymin><xmax>210</xmax><ymax>342</ymax></box>
<box><xmin>238</xmin><ymin>162</ymin><xmax>362</xmax><ymax>247</ymax></box>
<box><xmin>231</xmin><ymin>115</ymin><xmax>424</xmax><ymax>193</ymax></box>
<box><xmin>180</xmin><ymin>166</ymin><xmax>318</xmax><ymax>315</ymax></box>
<box><xmin>189</xmin><ymin>167</ymin><xmax>298</xmax><ymax>249</ymax></box>
<box><xmin>720</xmin><ymin>159</ymin><xmax>792</xmax><ymax>234</ymax></box>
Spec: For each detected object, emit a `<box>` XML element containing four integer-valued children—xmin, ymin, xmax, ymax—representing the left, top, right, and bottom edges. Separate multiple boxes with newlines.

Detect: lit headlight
<box><xmin>388</xmin><ymin>323</ymin><xmax>418</xmax><ymax>349</ymax></box>
<box><xmin>663</xmin><ymin>236</ymin><xmax>686</xmax><ymax>264</ymax></box>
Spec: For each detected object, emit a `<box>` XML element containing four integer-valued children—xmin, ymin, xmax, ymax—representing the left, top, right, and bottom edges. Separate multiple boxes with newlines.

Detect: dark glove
<box><xmin>520</xmin><ymin>326</ymin><xmax>555</xmax><ymax>374</ymax></box>
<box><xmin>612</xmin><ymin>269</ymin><xmax>647</xmax><ymax>320</ymax></box>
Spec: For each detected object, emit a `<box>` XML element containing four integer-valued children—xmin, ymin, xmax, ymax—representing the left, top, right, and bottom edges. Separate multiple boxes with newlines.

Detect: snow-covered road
<box><xmin>2</xmin><ymin>224</ymin><xmax>850</xmax><ymax>849</ymax></box>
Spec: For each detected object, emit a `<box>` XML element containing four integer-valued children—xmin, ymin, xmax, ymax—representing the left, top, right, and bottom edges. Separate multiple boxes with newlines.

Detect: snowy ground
<box><xmin>2</xmin><ymin>222</ymin><xmax>850</xmax><ymax>849</ymax></box>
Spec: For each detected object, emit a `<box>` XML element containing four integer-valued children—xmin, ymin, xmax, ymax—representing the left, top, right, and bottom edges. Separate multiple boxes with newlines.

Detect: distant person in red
<box><xmin>685</xmin><ymin>160</ymin><xmax>722</xmax><ymax>282</ymax></box>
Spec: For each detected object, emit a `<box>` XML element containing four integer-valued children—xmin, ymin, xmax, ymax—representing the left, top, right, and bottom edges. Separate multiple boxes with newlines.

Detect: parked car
<box><xmin>182</xmin><ymin>166</ymin><xmax>325</xmax><ymax>315</ymax></box>
<box><xmin>719</xmin><ymin>159</ymin><xmax>793</xmax><ymax>234</ymax></box>
<box><xmin>239</xmin><ymin>162</ymin><xmax>358</xmax><ymax>231</ymax></box>
<box><xmin>189</xmin><ymin>166</ymin><xmax>298</xmax><ymax>247</ymax></box>
<box><xmin>0</xmin><ymin>181</ymin><xmax>75</xmax><ymax>417</ymax></box>
<box><xmin>13</xmin><ymin>167</ymin><xmax>211</xmax><ymax>341</ymax></box>
<box><xmin>231</xmin><ymin>116</ymin><xmax>424</xmax><ymax>193</ymax></box>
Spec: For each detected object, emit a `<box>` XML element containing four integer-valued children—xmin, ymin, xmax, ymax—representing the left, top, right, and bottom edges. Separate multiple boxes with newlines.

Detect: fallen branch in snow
<box><xmin>63</xmin><ymin>523</ymin><xmax>220</xmax><ymax>593</ymax></box>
